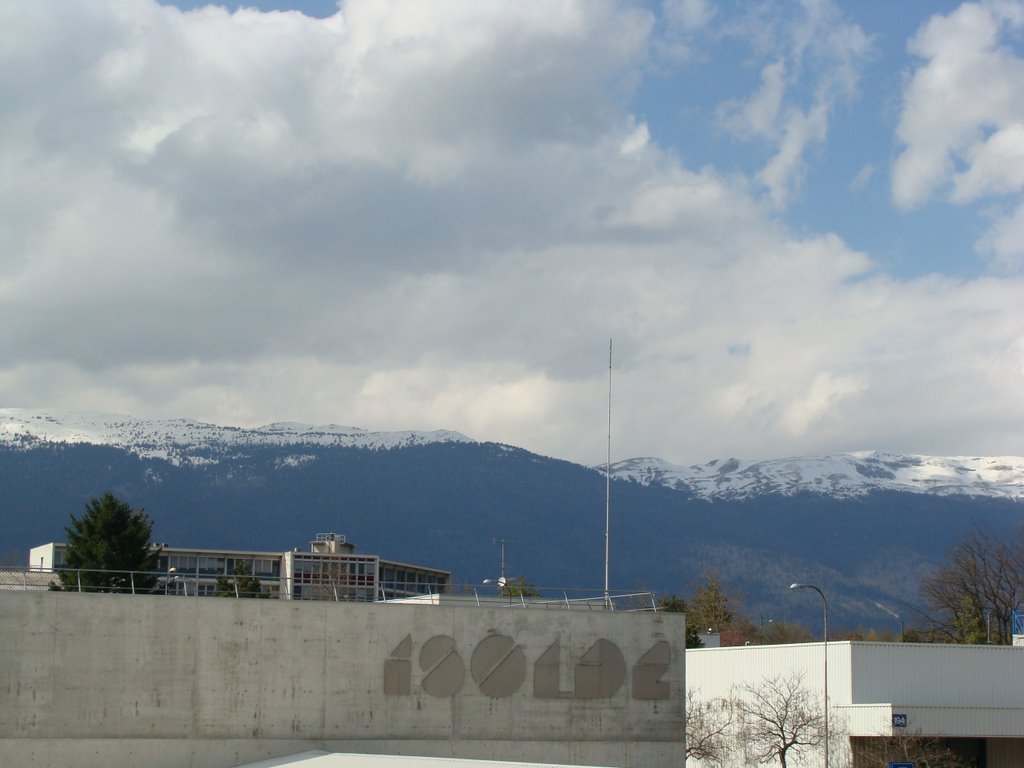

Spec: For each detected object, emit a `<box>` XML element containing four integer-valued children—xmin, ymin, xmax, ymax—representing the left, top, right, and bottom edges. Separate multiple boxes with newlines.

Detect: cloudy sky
<box><xmin>2</xmin><ymin>0</ymin><xmax>1023</xmax><ymax>466</ymax></box>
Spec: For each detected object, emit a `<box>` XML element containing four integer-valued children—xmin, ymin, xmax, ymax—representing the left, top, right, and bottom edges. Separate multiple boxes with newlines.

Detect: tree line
<box><xmin>661</xmin><ymin>522</ymin><xmax>1024</xmax><ymax>649</ymax></box>
<box><xmin>50</xmin><ymin>492</ymin><xmax>1024</xmax><ymax>635</ymax></box>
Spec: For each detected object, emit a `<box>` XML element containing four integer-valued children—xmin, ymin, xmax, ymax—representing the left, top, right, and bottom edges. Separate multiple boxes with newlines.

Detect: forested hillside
<box><xmin>2</xmin><ymin>441</ymin><xmax>1020</xmax><ymax>628</ymax></box>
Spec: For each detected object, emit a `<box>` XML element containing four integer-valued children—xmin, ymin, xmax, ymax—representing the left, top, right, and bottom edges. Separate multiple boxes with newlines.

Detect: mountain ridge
<box><xmin>611</xmin><ymin>453</ymin><xmax>1024</xmax><ymax>501</ymax></box>
<box><xmin>0</xmin><ymin>408</ymin><xmax>472</xmax><ymax>464</ymax></box>
<box><xmin>3</xmin><ymin>409</ymin><xmax>1023</xmax><ymax>628</ymax></box>
<box><xmin>4</xmin><ymin>408</ymin><xmax>1022</xmax><ymax>502</ymax></box>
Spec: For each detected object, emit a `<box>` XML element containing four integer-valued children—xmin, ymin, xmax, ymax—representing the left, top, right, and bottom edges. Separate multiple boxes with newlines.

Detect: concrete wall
<box><xmin>0</xmin><ymin>592</ymin><xmax>685</xmax><ymax>768</ymax></box>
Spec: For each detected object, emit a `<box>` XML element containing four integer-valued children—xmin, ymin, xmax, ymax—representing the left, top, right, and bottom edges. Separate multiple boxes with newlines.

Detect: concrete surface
<box><xmin>0</xmin><ymin>592</ymin><xmax>685</xmax><ymax>768</ymax></box>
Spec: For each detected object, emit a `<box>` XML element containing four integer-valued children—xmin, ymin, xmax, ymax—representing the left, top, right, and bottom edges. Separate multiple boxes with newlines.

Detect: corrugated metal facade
<box><xmin>686</xmin><ymin>641</ymin><xmax>850</xmax><ymax>703</ymax></box>
<box><xmin>850</xmin><ymin>642</ymin><xmax>1022</xmax><ymax>708</ymax></box>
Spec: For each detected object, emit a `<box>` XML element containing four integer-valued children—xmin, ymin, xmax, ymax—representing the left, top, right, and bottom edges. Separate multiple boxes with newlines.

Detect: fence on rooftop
<box><xmin>0</xmin><ymin>565</ymin><xmax>660</xmax><ymax>611</ymax></box>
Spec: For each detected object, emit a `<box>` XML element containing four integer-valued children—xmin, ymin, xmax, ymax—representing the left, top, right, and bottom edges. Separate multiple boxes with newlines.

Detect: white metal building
<box><xmin>687</xmin><ymin>640</ymin><xmax>1024</xmax><ymax>767</ymax></box>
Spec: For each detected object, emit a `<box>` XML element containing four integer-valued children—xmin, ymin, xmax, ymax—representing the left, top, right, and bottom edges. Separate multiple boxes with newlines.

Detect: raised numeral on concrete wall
<box><xmin>385</xmin><ymin>634</ymin><xmax>671</xmax><ymax>700</ymax></box>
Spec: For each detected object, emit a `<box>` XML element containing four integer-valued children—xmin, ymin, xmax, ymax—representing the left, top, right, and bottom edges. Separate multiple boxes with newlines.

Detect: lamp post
<box><xmin>790</xmin><ymin>583</ymin><xmax>828</xmax><ymax>768</ymax></box>
<box><xmin>166</xmin><ymin>567</ymin><xmax>179</xmax><ymax>596</ymax></box>
<box><xmin>871</xmin><ymin>600</ymin><xmax>904</xmax><ymax>643</ymax></box>
<box><xmin>492</xmin><ymin>538</ymin><xmax>512</xmax><ymax>584</ymax></box>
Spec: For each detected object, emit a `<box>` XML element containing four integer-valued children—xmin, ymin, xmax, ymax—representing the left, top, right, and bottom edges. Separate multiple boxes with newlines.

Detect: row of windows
<box><xmin>49</xmin><ymin>546</ymin><xmax>443</xmax><ymax>588</ymax></box>
<box><xmin>380</xmin><ymin>567</ymin><xmax>448</xmax><ymax>589</ymax></box>
<box><xmin>165</xmin><ymin>582</ymin><xmax>219</xmax><ymax>597</ymax></box>
<box><xmin>157</xmin><ymin>555</ymin><xmax>280</xmax><ymax>577</ymax></box>
<box><xmin>290</xmin><ymin>555</ymin><xmax>374</xmax><ymax>596</ymax></box>
<box><xmin>292</xmin><ymin>557</ymin><xmax>376</xmax><ymax>577</ymax></box>
<box><xmin>292</xmin><ymin>571</ymin><xmax>375</xmax><ymax>585</ymax></box>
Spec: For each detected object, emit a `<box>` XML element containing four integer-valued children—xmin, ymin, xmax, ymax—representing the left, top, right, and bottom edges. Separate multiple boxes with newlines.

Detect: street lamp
<box><xmin>483</xmin><ymin>576</ymin><xmax>512</xmax><ymax>604</ymax></box>
<box><xmin>492</xmin><ymin>538</ymin><xmax>512</xmax><ymax>584</ymax></box>
<box><xmin>790</xmin><ymin>583</ymin><xmax>828</xmax><ymax>768</ymax></box>
<box><xmin>166</xmin><ymin>567</ymin><xmax>188</xmax><ymax>596</ymax></box>
<box><xmin>872</xmin><ymin>600</ymin><xmax>904</xmax><ymax>643</ymax></box>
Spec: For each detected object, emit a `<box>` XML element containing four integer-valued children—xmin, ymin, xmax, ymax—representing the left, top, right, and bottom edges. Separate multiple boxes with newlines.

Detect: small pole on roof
<box><xmin>604</xmin><ymin>338</ymin><xmax>612</xmax><ymax>609</ymax></box>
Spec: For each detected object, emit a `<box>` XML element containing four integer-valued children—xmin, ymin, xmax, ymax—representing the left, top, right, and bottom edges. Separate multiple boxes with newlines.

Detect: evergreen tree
<box><xmin>688</xmin><ymin>572</ymin><xmax>736</xmax><ymax>633</ymax></box>
<box><xmin>215</xmin><ymin>562</ymin><xmax>267</xmax><ymax>598</ymax></box>
<box><xmin>658</xmin><ymin>594</ymin><xmax>705</xmax><ymax>648</ymax></box>
<box><xmin>60</xmin><ymin>493</ymin><xmax>160</xmax><ymax>592</ymax></box>
<box><xmin>502</xmin><ymin>575</ymin><xmax>541</xmax><ymax>598</ymax></box>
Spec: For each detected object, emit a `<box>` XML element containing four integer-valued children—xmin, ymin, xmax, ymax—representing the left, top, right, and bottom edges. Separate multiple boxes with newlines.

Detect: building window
<box><xmin>198</xmin><ymin>556</ymin><xmax>223</xmax><ymax>574</ymax></box>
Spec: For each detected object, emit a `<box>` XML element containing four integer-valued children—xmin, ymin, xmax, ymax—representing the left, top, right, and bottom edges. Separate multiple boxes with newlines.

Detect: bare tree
<box><xmin>685</xmin><ymin>688</ymin><xmax>734</xmax><ymax>766</ymax></box>
<box><xmin>920</xmin><ymin>525</ymin><xmax>1024</xmax><ymax>644</ymax></box>
<box><xmin>734</xmin><ymin>672</ymin><xmax>825</xmax><ymax>768</ymax></box>
<box><xmin>850</xmin><ymin>734</ymin><xmax>961</xmax><ymax>768</ymax></box>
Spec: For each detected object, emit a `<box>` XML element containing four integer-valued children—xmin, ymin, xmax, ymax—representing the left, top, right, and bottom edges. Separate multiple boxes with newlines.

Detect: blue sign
<box><xmin>892</xmin><ymin>713</ymin><xmax>908</xmax><ymax>728</ymax></box>
<box><xmin>888</xmin><ymin>763</ymin><xmax>914</xmax><ymax>768</ymax></box>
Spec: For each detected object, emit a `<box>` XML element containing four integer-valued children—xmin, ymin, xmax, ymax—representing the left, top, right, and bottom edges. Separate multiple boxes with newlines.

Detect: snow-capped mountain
<box><xmin>3</xmin><ymin>409</ymin><xmax>1023</xmax><ymax>626</ymax></box>
<box><xmin>611</xmin><ymin>452</ymin><xmax>1024</xmax><ymax>501</ymax></box>
<box><xmin>4</xmin><ymin>409</ymin><xmax>1023</xmax><ymax>502</ymax></box>
<box><xmin>0</xmin><ymin>408</ymin><xmax>473</xmax><ymax>464</ymax></box>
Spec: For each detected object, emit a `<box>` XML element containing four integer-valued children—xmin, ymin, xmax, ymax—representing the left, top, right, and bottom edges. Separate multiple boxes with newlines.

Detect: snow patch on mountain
<box><xmin>5</xmin><ymin>410</ymin><xmax>1021</xmax><ymax>501</ymax></box>
<box><xmin>0</xmin><ymin>408</ymin><xmax>474</xmax><ymax>465</ymax></box>
<box><xmin>611</xmin><ymin>452</ymin><xmax>1024</xmax><ymax>501</ymax></box>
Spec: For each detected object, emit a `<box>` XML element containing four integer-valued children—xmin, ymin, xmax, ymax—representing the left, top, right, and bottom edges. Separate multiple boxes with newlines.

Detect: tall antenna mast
<box><xmin>604</xmin><ymin>338</ymin><xmax>612</xmax><ymax>607</ymax></box>
<box><xmin>493</xmin><ymin>538</ymin><xmax>513</xmax><ymax>583</ymax></box>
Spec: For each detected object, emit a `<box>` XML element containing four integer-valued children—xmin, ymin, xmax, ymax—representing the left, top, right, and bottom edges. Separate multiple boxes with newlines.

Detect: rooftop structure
<box><xmin>28</xmin><ymin>532</ymin><xmax>450</xmax><ymax>601</ymax></box>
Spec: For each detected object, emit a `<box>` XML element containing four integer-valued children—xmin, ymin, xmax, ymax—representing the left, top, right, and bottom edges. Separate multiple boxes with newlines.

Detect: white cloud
<box><xmin>654</xmin><ymin>0</ymin><xmax>715</xmax><ymax>64</ymax></box>
<box><xmin>780</xmin><ymin>371</ymin><xmax>868</xmax><ymax>437</ymax></box>
<box><xmin>0</xmin><ymin>0</ymin><xmax>1022</xmax><ymax>466</ymax></box>
<box><xmin>719</xmin><ymin>60</ymin><xmax>787</xmax><ymax>140</ymax></box>
<box><xmin>619</xmin><ymin>119</ymin><xmax>651</xmax><ymax>155</ymax></box>
<box><xmin>952</xmin><ymin>123</ymin><xmax>1024</xmax><ymax>202</ymax></box>
<box><xmin>893</xmin><ymin>2</ymin><xmax>1024</xmax><ymax>208</ymax></box>
<box><xmin>756</xmin><ymin>100</ymin><xmax>829</xmax><ymax>207</ymax></box>
<box><xmin>977</xmin><ymin>197</ymin><xmax>1024</xmax><ymax>269</ymax></box>
<box><xmin>893</xmin><ymin>0</ymin><xmax>1024</xmax><ymax>271</ymax></box>
<box><xmin>849</xmin><ymin>163</ymin><xmax>875</xmax><ymax>191</ymax></box>
<box><xmin>715</xmin><ymin>0</ymin><xmax>872</xmax><ymax>207</ymax></box>
<box><xmin>662</xmin><ymin>0</ymin><xmax>714</xmax><ymax>32</ymax></box>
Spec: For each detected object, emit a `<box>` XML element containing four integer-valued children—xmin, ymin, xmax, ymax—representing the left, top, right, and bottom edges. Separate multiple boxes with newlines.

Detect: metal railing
<box><xmin>1</xmin><ymin>566</ymin><xmax>660</xmax><ymax>611</ymax></box>
<box><xmin>465</xmin><ymin>588</ymin><xmax>659</xmax><ymax>612</ymax></box>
